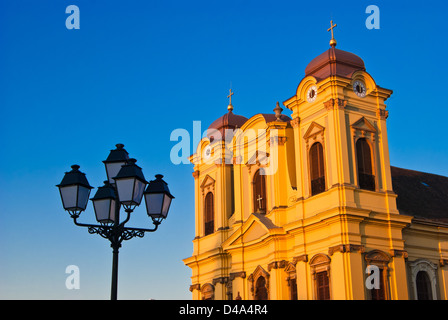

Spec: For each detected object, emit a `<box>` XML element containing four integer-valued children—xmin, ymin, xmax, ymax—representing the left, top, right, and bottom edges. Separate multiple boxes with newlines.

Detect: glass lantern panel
<box><xmin>60</xmin><ymin>185</ymin><xmax>78</xmax><ymax>210</ymax></box>
<box><xmin>109</xmin><ymin>199</ymin><xmax>117</xmax><ymax>222</ymax></box>
<box><xmin>115</xmin><ymin>178</ymin><xmax>135</xmax><ymax>205</ymax></box>
<box><xmin>106</xmin><ymin>162</ymin><xmax>126</xmax><ymax>184</ymax></box>
<box><xmin>133</xmin><ymin>179</ymin><xmax>146</xmax><ymax>205</ymax></box>
<box><xmin>93</xmin><ymin>199</ymin><xmax>112</xmax><ymax>223</ymax></box>
<box><xmin>161</xmin><ymin>194</ymin><xmax>172</xmax><ymax>218</ymax></box>
<box><xmin>77</xmin><ymin>185</ymin><xmax>91</xmax><ymax>210</ymax></box>
<box><xmin>145</xmin><ymin>193</ymin><xmax>163</xmax><ymax>216</ymax></box>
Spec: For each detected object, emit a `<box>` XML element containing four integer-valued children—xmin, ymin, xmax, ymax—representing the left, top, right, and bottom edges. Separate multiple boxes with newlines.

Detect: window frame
<box><xmin>309</xmin><ymin>142</ymin><xmax>326</xmax><ymax>196</ymax></box>
<box><xmin>204</xmin><ymin>191</ymin><xmax>214</xmax><ymax>236</ymax></box>
<box><xmin>350</xmin><ymin>117</ymin><xmax>378</xmax><ymax>192</ymax></box>
<box><xmin>364</xmin><ymin>250</ymin><xmax>390</xmax><ymax>300</ymax></box>
<box><xmin>408</xmin><ymin>259</ymin><xmax>438</xmax><ymax>300</ymax></box>
<box><xmin>252</xmin><ymin>168</ymin><xmax>267</xmax><ymax>214</ymax></box>
<box><xmin>310</xmin><ymin>254</ymin><xmax>331</xmax><ymax>300</ymax></box>
<box><xmin>416</xmin><ymin>271</ymin><xmax>433</xmax><ymax>300</ymax></box>
<box><xmin>248</xmin><ymin>265</ymin><xmax>270</xmax><ymax>300</ymax></box>
<box><xmin>356</xmin><ymin>138</ymin><xmax>376</xmax><ymax>191</ymax></box>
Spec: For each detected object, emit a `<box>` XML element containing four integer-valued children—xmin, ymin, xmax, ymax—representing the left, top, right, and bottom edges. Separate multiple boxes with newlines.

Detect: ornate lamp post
<box><xmin>56</xmin><ymin>144</ymin><xmax>174</xmax><ymax>300</ymax></box>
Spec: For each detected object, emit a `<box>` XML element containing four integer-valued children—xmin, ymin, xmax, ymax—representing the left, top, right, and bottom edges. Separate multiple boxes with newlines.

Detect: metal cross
<box><xmin>327</xmin><ymin>20</ymin><xmax>337</xmax><ymax>47</ymax></box>
<box><xmin>327</xmin><ymin>20</ymin><xmax>337</xmax><ymax>39</ymax></box>
<box><xmin>257</xmin><ymin>194</ymin><xmax>263</xmax><ymax>210</ymax></box>
<box><xmin>227</xmin><ymin>88</ymin><xmax>234</xmax><ymax>105</ymax></box>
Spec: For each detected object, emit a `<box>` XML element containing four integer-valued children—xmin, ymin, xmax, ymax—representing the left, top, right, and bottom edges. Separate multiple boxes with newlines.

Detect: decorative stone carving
<box><xmin>200</xmin><ymin>175</ymin><xmax>215</xmax><ymax>196</ymax></box>
<box><xmin>267</xmin><ymin>260</ymin><xmax>288</xmax><ymax>271</ymax></box>
<box><xmin>389</xmin><ymin>249</ymin><xmax>408</xmax><ymax>259</ymax></box>
<box><xmin>328</xmin><ymin>244</ymin><xmax>365</xmax><ymax>256</ymax></box>
<box><xmin>324</xmin><ymin>98</ymin><xmax>347</xmax><ymax>111</ymax></box>
<box><xmin>212</xmin><ymin>276</ymin><xmax>229</xmax><ymax>286</ymax></box>
<box><xmin>229</xmin><ymin>271</ymin><xmax>246</xmax><ymax>281</ymax></box>
<box><xmin>290</xmin><ymin>117</ymin><xmax>300</xmax><ymax>129</ymax></box>
<box><xmin>351</xmin><ymin>117</ymin><xmax>377</xmax><ymax>142</ymax></box>
<box><xmin>248</xmin><ymin>265</ymin><xmax>270</xmax><ymax>299</ymax></box>
<box><xmin>293</xmin><ymin>254</ymin><xmax>308</xmax><ymax>264</ymax></box>
<box><xmin>408</xmin><ymin>259</ymin><xmax>438</xmax><ymax>300</ymax></box>
<box><xmin>310</xmin><ymin>253</ymin><xmax>331</xmax><ymax>267</ymax></box>
<box><xmin>377</xmin><ymin>109</ymin><xmax>389</xmax><ymax>120</ymax></box>
<box><xmin>269</xmin><ymin>136</ymin><xmax>287</xmax><ymax>146</ymax></box>
<box><xmin>189</xmin><ymin>283</ymin><xmax>201</xmax><ymax>292</ymax></box>
<box><xmin>303</xmin><ymin>121</ymin><xmax>325</xmax><ymax>151</ymax></box>
<box><xmin>439</xmin><ymin>259</ymin><xmax>448</xmax><ymax>267</ymax></box>
<box><xmin>365</xmin><ymin>249</ymin><xmax>390</xmax><ymax>265</ymax></box>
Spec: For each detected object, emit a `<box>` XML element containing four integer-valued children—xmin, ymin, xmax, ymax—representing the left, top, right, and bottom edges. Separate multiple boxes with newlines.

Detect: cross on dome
<box><xmin>327</xmin><ymin>20</ymin><xmax>337</xmax><ymax>47</ymax></box>
<box><xmin>227</xmin><ymin>88</ymin><xmax>234</xmax><ymax>111</ymax></box>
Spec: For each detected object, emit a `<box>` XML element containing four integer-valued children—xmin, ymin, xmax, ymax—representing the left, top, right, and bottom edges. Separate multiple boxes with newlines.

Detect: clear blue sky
<box><xmin>0</xmin><ymin>0</ymin><xmax>447</xmax><ymax>299</ymax></box>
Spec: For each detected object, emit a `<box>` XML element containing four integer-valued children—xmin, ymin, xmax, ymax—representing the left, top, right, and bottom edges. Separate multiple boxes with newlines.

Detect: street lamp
<box><xmin>144</xmin><ymin>174</ymin><xmax>174</xmax><ymax>222</ymax></box>
<box><xmin>91</xmin><ymin>181</ymin><xmax>117</xmax><ymax>224</ymax></box>
<box><xmin>56</xmin><ymin>144</ymin><xmax>174</xmax><ymax>300</ymax></box>
<box><xmin>56</xmin><ymin>164</ymin><xmax>93</xmax><ymax>217</ymax></box>
<box><xmin>113</xmin><ymin>158</ymin><xmax>147</xmax><ymax>209</ymax></box>
<box><xmin>103</xmin><ymin>143</ymin><xmax>129</xmax><ymax>185</ymax></box>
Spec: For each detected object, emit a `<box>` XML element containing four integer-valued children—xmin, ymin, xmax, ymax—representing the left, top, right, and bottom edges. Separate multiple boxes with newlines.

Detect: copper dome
<box><xmin>305</xmin><ymin>47</ymin><xmax>365</xmax><ymax>81</ymax></box>
<box><xmin>207</xmin><ymin>110</ymin><xmax>248</xmax><ymax>141</ymax></box>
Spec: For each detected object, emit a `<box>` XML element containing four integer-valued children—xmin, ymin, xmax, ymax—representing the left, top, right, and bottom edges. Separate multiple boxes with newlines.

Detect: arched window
<box><xmin>201</xmin><ymin>283</ymin><xmax>215</xmax><ymax>300</ymax></box>
<box><xmin>356</xmin><ymin>138</ymin><xmax>375</xmax><ymax>191</ymax></box>
<box><xmin>309</xmin><ymin>142</ymin><xmax>325</xmax><ymax>195</ymax></box>
<box><xmin>204</xmin><ymin>192</ymin><xmax>214</xmax><ymax>236</ymax></box>
<box><xmin>248</xmin><ymin>265</ymin><xmax>270</xmax><ymax>300</ymax></box>
<box><xmin>310</xmin><ymin>254</ymin><xmax>331</xmax><ymax>300</ymax></box>
<box><xmin>416</xmin><ymin>271</ymin><xmax>433</xmax><ymax>300</ymax></box>
<box><xmin>255</xmin><ymin>276</ymin><xmax>268</xmax><ymax>300</ymax></box>
<box><xmin>365</xmin><ymin>250</ymin><xmax>390</xmax><ymax>300</ymax></box>
<box><xmin>409</xmin><ymin>259</ymin><xmax>438</xmax><ymax>300</ymax></box>
<box><xmin>253</xmin><ymin>169</ymin><xmax>267</xmax><ymax>213</ymax></box>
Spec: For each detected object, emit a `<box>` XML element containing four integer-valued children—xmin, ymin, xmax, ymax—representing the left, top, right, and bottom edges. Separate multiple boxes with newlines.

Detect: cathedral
<box><xmin>183</xmin><ymin>23</ymin><xmax>448</xmax><ymax>300</ymax></box>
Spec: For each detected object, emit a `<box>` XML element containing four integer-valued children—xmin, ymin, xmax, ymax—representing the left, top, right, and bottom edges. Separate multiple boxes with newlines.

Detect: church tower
<box><xmin>283</xmin><ymin>21</ymin><xmax>398</xmax><ymax>217</ymax></box>
<box><xmin>184</xmin><ymin>22</ymin><xmax>448</xmax><ymax>300</ymax></box>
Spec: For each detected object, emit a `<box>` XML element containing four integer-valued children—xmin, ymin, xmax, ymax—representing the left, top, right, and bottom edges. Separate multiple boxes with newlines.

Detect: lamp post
<box><xmin>56</xmin><ymin>144</ymin><xmax>174</xmax><ymax>300</ymax></box>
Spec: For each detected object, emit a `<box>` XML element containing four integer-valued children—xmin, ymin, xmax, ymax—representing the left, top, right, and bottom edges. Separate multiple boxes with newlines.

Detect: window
<box><xmin>416</xmin><ymin>271</ymin><xmax>433</xmax><ymax>300</ymax></box>
<box><xmin>253</xmin><ymin>169</ymin><xmax>267</xmax><ymax>213</ymax></box>
<box><xmin>315</xmin><ymin>271</ymin><xmax>330</xmax><ymax>300</ymax></box>
<box><xmin>408</xmin><ymin>259</ymin><xmax>438</xmax><ymax>300</ymax></box>
<box><xmin>285</xmin><ymin>262</ymin><xmax>298</xmax><ymax>300</ymax></box>
<box><xmin>365</xmin><ymin>250</ymin><xmax>390</xmax><ymax>300</ymax></box>
<box><xmin>204</xmin><ymin>192</ymin><xmax>214</xmax><ymax>236</ymax></box>
<box><xmin>356</xmin><ymin>138</ymin><xmax>375</xmax><ymax>191</ymax></box>
<box><xmin>309</xmin><ymin>142</ymin><xmax>325</xmax><ymax>195</ymax></box>
<box><xmin>289</xmin><ymin>278</ymin><xmax>298</xmax><ymax>300</ymax></box>
<box><xmin>248</xmin><ymin>265</ymin><xmax>270</xmax><ymax>300</ymax></box>
<box><xmin>255</xmin><ymin>276</ymin><xmax>268</xmax><ymax>300</ymax></box>
<box><xmin>201</xmin><ymin>283</ymin><xmax>215</xmax><ymax>300</ymax></box>
<box><xmin>310</xmin><ymin>254</ymin><xmax>331</xmax><ymax>300</ymax></box>
<box><xmin>370</xmin><ymin>267</ymin><xmax>386</xmax><ymax>300</ymax></box>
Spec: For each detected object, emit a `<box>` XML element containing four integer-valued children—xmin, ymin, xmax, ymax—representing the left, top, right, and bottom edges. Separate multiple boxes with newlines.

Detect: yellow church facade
<box><xmin>183</xmin><ymin>31</ymin><xmax>448</xmax><ymax>300</ymax></box>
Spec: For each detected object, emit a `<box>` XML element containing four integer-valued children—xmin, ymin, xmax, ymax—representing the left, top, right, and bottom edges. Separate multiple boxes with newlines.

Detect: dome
<box><xmin>207</xmin><ymin>110</ymin><xmax>248</xmax><ymax>141</ymax></box>
<box><xmin>304</xmin><ymin>47</ymin><xmax>365</xmax><ymax>81</ymax></box>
